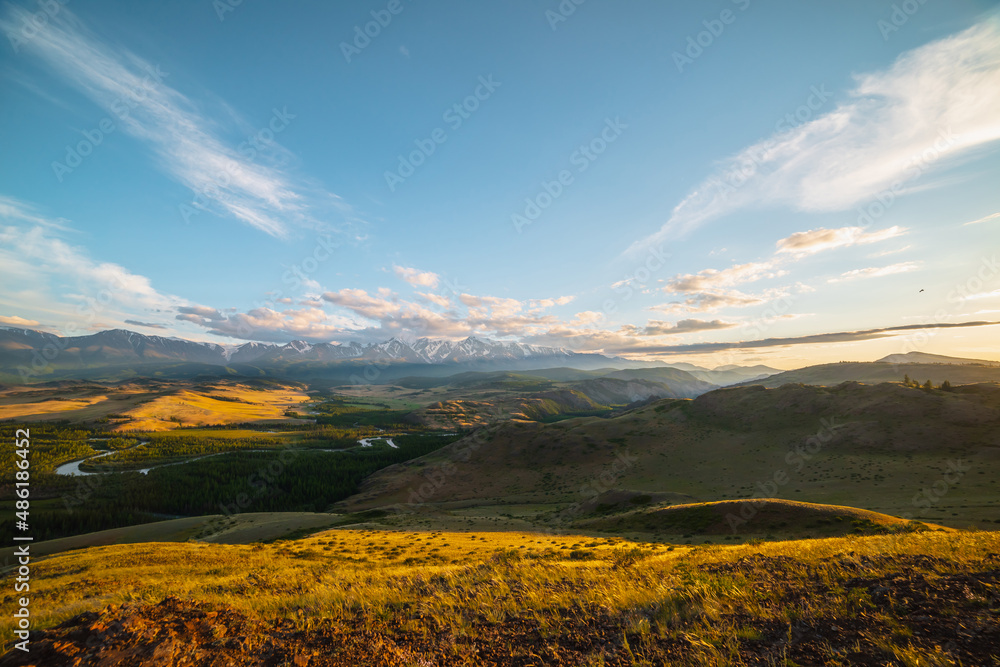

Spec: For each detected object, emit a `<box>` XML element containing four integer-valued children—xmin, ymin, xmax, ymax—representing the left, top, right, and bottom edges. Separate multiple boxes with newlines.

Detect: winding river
<box><xmin>54</xmin><ymin>435</ymin><xmax>408</xmax><ymax>476</ymax></box>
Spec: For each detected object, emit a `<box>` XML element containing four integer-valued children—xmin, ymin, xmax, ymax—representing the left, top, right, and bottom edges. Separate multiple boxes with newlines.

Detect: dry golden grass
<box><xmin>0</xmin><ymin>395</ymin><xmax>107</xmax><ymax>419</ymax></box>
<box><xmin>115</xmin><ymin>385</ymin><xmax>309</xmax><ymax>431</ymax></box>
<box><xmin>0</xmin><ymin>380</ymin><xmax>309</xmax><ymax>430</ymax></box>
<box><xmin>5</xmin><ymin>528</ymin><xmax>998</xmax><ymax>663</ymax></box>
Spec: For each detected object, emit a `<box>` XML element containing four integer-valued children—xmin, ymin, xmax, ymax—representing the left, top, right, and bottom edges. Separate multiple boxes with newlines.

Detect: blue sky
<box><xmin>1</xmin><ymin>0</ymin><xmax>999</xmax><ymax>368</ymax></box>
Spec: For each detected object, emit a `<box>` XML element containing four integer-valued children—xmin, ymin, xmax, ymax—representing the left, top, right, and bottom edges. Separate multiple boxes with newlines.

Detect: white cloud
<box><xmin>0</xmin><ymin>6</ymin><xmax>350</xmax><ymax>238</ymax></box>
<box><xmin>869</xmin><ymin>244</ymin><xmax>913</xmax><ymax>258</ymax></box>
<box><xmin>0</xmin><ymin>195</ymin><xmax>70</xmax><ymax>230</ymax></box>
<box><xmin>962</xmin><ymin>289</ymin><xmax>1000</xmax><ymax>301</ymax></box>
<box><xmin>0</xmin><ymin>315</ymin><xmax>41</xmax><ymax>327</ymax></box>
<box><xmin>776</xmin><ymin>226</ymin><xmax>907</xmax><ymax>257</ymax></box>
<box><xmin>629</xmin><ymin>17</ymin><xmax>1000</xmax><ymax>251</ymax></box>
<box><xmin>322</xmin><ymin>288</ymin><xmax>402</xmax><ymax>321</ymax></box>
<box><xmin>828</xmin><ymin>261</ymin><xmax>921</xmax><ymax>283</ymax></box>
<box><xmin>0</xmin><ymin>204</ymin><xmax>188</xmax><ymax>331</ymax></box>
<box><xmin>570</xmin><ymin>311</ymin><xmax>605</xmax><ymax>326</ymax></box>
<box><xmin>620</xmin><ymin>319</ymin><xmax>739</xmax><ymax>336</ymax></box>
<box><xmin>528</xmin><ymin>296</ymin><xmax>575</xmax><ymax>311</ymax></box>
<box><xmin>656</xmin><ymin>224</ymin><xmax>907</xmax><ymax>315</ymax></box>
<box><xmin>652</xmin><ymin>288</ymin><xmax>786</xmax><ymax>314</ymax></box>
<box><xmin>176</xmin><ymin>305</ymin><xmax>363</xmax><ymax>342</ymax></box>
<box><xmin>963</xmin><ymin>211</ymin><xmax>1000</xmax><ymax>226</ymax></box>
<box><xmin>417</xmin><ymin>292</ymin><xmax>452</xmax><ymax>308</ymax></box>
<box><xmin>665</xmin><ymin>261</ymin><xmax>786</xmax><ymax>294</ymax></box>
<box><xmin>393</xmin><ymin>266</ymin><xmax>440</xmax><ymax>288</ymax></box>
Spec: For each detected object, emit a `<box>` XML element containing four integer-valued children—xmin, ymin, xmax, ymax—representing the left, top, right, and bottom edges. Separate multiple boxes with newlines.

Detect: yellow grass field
<box><xmin>0</xmin><ymin>380</ymin><xmax>310</xmax><ymax>430</ymax></box>
<box><xmin>3</xmin><ymin>528</ymin><xmax>998</xmax><ymax>664</ymax></box>
<box><xmin>114</xmin><ymin>386</ymin><xmax>309</xmax><ymax>431</ymax></box>
<box><xmin>0</xmin><ymin>395</ymin><xmax>107</xmax><ymax>420</ymax></box>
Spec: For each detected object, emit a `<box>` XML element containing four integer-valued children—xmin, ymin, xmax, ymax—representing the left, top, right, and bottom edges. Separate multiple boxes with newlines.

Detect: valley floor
<box><xmin>2</xmin><ymin>529</ymin><xmax>998</xmax><ymax>666</ymax></box>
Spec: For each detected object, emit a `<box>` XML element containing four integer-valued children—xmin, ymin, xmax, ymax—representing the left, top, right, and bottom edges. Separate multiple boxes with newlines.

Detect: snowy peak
<box><xmin>0</xmin><ymin>327</ymin><xmax>607</xmax><ymax>372</ymax></box>
<box><xmin>227</xmin><ymin>335</ymin><xmax>582</xmax><ymax>365</ymax></box>
<box><xmin>285</xmin><ymin>340</ymin><xmax>313</xmax><ymax>354</ymax></box>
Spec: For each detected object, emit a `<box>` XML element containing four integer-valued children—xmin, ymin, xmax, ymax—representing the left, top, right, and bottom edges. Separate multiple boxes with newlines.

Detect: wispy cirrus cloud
<box><xmin>776</xmin><ymin>225</ymin><xmax>907</xmax><ymax>257</ymax></box>
<box><xmin>664</xmin><ymin>261</ymin><xmax>787</xmax><ymax>294</ymax></box>
<box><xmin>961</xmin><ymin>289</ymin><xmax>1000</xmax><ymax>302</ymax></box>
<box><xmin>610</xmin><ymin>321</ymin><xmax>999</xmax><ymax>355</ymax></box>
<box><xmin>828</xmin><ymin>261</ymin><xmax>921</xmax><ymax>283</ymax></box>
<box><xmin>0</xmin><ymin>197</ymin><xmax>188</xmax><ymax>330</ymax></box>
<box><xmin>652</xmin><ymin>287</ymin><xmax>792</xmax><ymax>315</ymax></box>
<box><xmin>0</xmin><ymin>195</ymin><xmax>70</xmax><ymax>230</ymax></box>
<box><xmin>620</xmin><ymin>318</ymin><xmax>738</xmax><ymax>336</ymax></box>
<box><xmin>629</xmin><ymin>17</ymin><xmax>1000</xmax><ymax>252</ymax></box>
<box><xmin>869</xmin><ymin>244</ymin><xmax>913</xmax><ymax>258</ymax></box>
<box><xmin>963</xmin><ymin>211</ymin><xmax>1000</xmax><ymax>226</ymax></box>
<box><xmin>0</xmin><ymin>6</ymin><xmax>348</xmax><ymax>238</ymax></box>
<box><xmin>123</xmin><ymin>319</ymin><xmax>167</xmax><ymax>330</ymax></box>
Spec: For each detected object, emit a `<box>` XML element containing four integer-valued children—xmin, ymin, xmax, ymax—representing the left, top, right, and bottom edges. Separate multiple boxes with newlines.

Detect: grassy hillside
<box><xmin>575</xmin><ymin>498</ymin><xmax>947</xmax><ymax>538</ymax></box>
<box><xmin>1</xmin><ymin>529</ymin><xmax>997</xmax><ymax>665</ymax></box>
<box><xmin>339</xmin><ymin>382</ymin><xmax>1000</xmax><ymax>529</ymax></box>
<box><xmin>741</xmin><ymin>361</ymin><xmax>1000</xmax><ymax>388</ymax></box>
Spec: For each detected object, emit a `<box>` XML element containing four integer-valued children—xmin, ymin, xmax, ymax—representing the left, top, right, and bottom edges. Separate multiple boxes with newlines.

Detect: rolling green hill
<box><xmin>339</xmin><ymin>382</ymin><xmax>1000</xmax><ymax>530</ymax></box>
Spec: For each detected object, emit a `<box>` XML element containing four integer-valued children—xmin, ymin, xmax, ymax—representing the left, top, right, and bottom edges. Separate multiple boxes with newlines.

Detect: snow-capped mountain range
<box><xmin>230</xmin><ymin>335</ymin><xmax>576</xmax><ymax>364</ymax></box>
<box><xmin>0</xmin><ymin>327</ymin><xmax>589</xmax><ymax>370</ymax></box>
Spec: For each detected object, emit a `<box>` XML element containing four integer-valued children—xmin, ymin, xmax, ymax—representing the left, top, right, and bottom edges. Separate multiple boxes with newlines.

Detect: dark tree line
<box><xmin>0</xmin><ymin>434</ymin><xmax>460</xmax><ymax>542</ymax></box>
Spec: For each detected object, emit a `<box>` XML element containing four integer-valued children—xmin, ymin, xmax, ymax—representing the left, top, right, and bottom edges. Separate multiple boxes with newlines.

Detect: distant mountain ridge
<box><xmin>0</xmin><ymin>327</ymin><xmax>637</xmax><ymax>381</ymax></box>
<box><xmin>227</xmin><ymin>335</ymin><xmax>581</xmax><ymax>365</ymax></box>
<box><xmin>738</xmin><ymin>359</ymin><xmax>1000</xmax><ymax>389</ymax></box>
<box><xmin>877</xmin><ymin>351</ymin><xmax>1000</xmax><ymax>367</ymax></box>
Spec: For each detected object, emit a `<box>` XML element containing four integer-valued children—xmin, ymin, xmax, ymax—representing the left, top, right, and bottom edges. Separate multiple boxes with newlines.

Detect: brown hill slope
<box><xmin>575</xmin><ymin>498</ymin><xmax>948</xmax><ymax>537</ymax></box>
<box><xmin>337</xmin><ymin>382</ymin><xmax>1000</xmax><ymax>527</ymax></box>
<box><xmin>741</xmin><ymin>361</ymin><xmax>1000</xmax><ymax>388</ymax></box>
